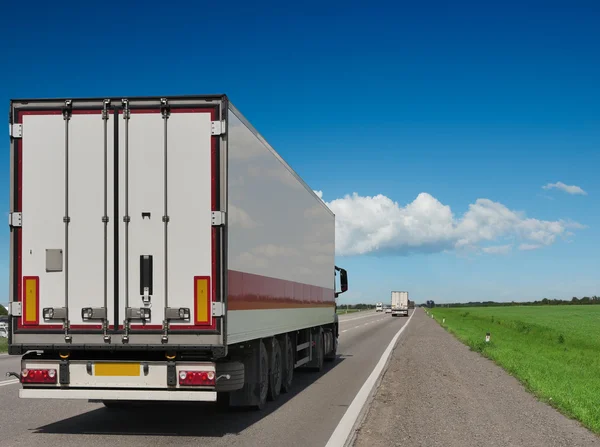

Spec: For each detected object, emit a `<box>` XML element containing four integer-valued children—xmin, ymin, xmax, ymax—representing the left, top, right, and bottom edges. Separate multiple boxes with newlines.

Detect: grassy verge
<box><xmin>0</xmin><ymin>338</ymin><xmax>7</xmax><ymax>353</ymax></box>
<box><xmin>428</xmin><ymin>306</ymin><xmax>600</xmax><ymax>434</ymax></box>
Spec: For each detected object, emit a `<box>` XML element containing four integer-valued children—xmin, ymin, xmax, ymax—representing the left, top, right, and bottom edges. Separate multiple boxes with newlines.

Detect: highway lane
<box><xmin>0</xmin><ymin>354</ymin><xmax>19</xmax><ymax>380</ymax></box>
<box><xmin>0</xmin><ymin>310</ymin><xmax>411</xmax><ymax>447</ymax></box>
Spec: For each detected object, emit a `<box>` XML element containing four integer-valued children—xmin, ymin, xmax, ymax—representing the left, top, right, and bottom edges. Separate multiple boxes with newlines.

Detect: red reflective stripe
<box><xmin>228</xmin><ymin>270</ymin><xmax>335</xmax><ymax>311</ymax></box>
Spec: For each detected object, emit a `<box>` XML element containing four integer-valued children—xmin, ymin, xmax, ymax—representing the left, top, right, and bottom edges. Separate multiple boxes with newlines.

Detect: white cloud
<box><xmin>482</xmin><ymin>244</ymin><xmax>513</xmax><ymax>255</ymax></box>
<box><xmin>542</xmin><ymin>182</ymin><xmax>587</xmax><ymax>196</ymax></box>
<box><xmin>314</xmin><ymin>190</ymin><xmax>324</xmax><ymax>200</ymax></box>
<box><xmin>319</xmin><ymin>191</ymin><xmax>584</xmax><ymax>256</ymax></box>
<box><xmin>519</xmin><ymin>243</ymin><xmax>543</xmax><ymax>251</ymax></box>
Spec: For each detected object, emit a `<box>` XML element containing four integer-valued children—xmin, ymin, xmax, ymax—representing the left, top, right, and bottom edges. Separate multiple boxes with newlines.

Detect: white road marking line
<box><xmin>326</xmin><ymin>310</ymin><xmax>416</xmax><ymax>447</ymax></box>
<box><xmin>339</xmin><ymin>313</ymin><xmax>393</xmax><ymax>337</ymax></box>
<box><xmin>0</xmin><ymin>379</ymin><xmax>19</xmax><ymax>387</ymax></box>
<box><xmin>339</xmin><ymin>313</ymin><xmax>381</xmax><ymax>324</ymax></box>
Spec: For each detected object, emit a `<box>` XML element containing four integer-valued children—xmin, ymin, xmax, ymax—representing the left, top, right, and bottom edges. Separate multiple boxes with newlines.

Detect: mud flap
<box><xmin>228</xmin><ymin>339</ymin><xmax>264</xmax><ymax>407</ymax></box>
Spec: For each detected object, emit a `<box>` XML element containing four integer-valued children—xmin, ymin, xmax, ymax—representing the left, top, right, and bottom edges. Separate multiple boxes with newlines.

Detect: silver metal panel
<box><xmin>45</xmin><ymin>249</ymin><xmax>63</xmax><ymax>272</ymax></box>
<box><xmin>212</xmin><ymin>301</ymin><xmax>225</xmax><ymax>317</ymax></box>
<box><xmin>228</xmin><ymin>103</ymin><xmax>332</xmax><ymax>217</ymax></box>
<box><xmin>211</xmin><ymin>120</ymin><xmax>225</xmax><ymax>135</ymax></box>
<box><xmin>211</xmin><ymin>211</ymin><xmax>226</xmax><ymax>226</ymax></box>
<box><xmin>8</xmin><ymin>212</ymin><xmax>22</xmax><ymax>227</ymax></box>
<box><xmin>227</xmin><ymin>308</ymin><xmax>336</xmax><ymax>345</ymax></box>
<box><xmin>11</xmin><ymin>96</ymin><xmax>228</xmax><ymax>348</ymax></box>
<box><xmin>165</xmin><ymin>111</ymin><xmax>213</xmax><ymax>328</ymax></box>
<box><xmin>9</xmin><ymin>105</ymin><xmax>16</xmax><ymax>322</ymax></box>
<box><xmin>9</xmin><ymin>302</ymin><xmax>22</xmax><ymax>316</ymax></box>
<box><xmin>12</xmin><ymin>332</ymin><xmax>223</xmax><ymax>345</ymax></box>
<box><xmin>10</xmin><ymin>123</ymin><xmax>23</xmax><ymax>138</ymax></box>
<box><xmin>226</xmin><ymin>105</ymin><xmax>337</xmax><ymax>344</ymax></box>
<box><xmin>67</xmin><ymin>113</ymin><xmax>115</xmax><ymax>326</ymax></box>
<box><xmin>227</xmin><ymin>107</ymin><xmax>335</xmax><ymax>289</ymax></box>
<box><xmin>20</xmin><ymin>389</ymin><xmax>218</xmax><ymax>402</ymax></box>
<box><xmin>120</xmin><ymin>112</ymin><xmax>164</xmax><ymax>325</ymax></box>
<box><xmin>118</xmin><ymin>110</ymin><xmax>214</xmax><ymax>328</ymax></box>
<box><xmin>21</xmin><ymin>114</ymin><xmax>66</xmax><ymax>321</ymax></box>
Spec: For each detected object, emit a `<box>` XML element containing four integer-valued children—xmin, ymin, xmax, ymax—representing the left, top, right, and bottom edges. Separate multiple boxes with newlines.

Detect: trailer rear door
<box><xmin>11</xmin><ymin>97</ymin><xmax>225</xmax><ymax>348</ymax></box>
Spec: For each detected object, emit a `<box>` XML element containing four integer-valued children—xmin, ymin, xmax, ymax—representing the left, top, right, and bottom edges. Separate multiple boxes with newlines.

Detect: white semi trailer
<box><xmin>6</xmin><ymin>95</ymin><xmax>348</xmax><ymax>410</ymax></box>
<box><xmin>391</xmin><ymin>291</ymin><xmax>409</xmax><ymax>317</ymax></box>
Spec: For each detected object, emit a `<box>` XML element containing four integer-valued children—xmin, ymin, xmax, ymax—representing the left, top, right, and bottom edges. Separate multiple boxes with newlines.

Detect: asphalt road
<box><xmin>0</xmin><ymin>310</ymin><xmax>410</xmax><ymax>447</ymax></box>
<box><xmin>353</xmin><ymin>309</ymin><xmax>600</xmax><ymax>447</ymax></box>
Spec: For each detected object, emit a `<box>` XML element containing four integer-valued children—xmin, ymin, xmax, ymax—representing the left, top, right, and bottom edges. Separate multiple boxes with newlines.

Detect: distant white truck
<box><xmin>391</xmin><ymin>291</ymin><xmax>409</xmax><ymax>317</ymax></box>
<box><xmin>375</xmin><ymin>302</ymin><xmax>383</xmax><ymax>312</ymax></box>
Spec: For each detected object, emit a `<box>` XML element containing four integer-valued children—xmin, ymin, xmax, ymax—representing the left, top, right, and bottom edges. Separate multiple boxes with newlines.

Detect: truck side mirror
<box><xmin>340</xmin><ymin>269</ymin><xmax>348</xmax><ymax>293</ymax></box>
<box><xmin>335</xmin><ymin>266</ymin><xmax>348</xmax><ymax>297</ymax></box>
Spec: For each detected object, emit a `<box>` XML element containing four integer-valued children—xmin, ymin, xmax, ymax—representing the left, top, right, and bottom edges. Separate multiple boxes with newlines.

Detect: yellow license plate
<box><xmin>95</xmin><ymin>363</ymin><xmax>140</xmax><ymax>377</ymax></box>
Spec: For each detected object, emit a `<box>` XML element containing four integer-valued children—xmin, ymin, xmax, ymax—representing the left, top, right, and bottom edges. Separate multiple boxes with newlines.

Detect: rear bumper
<box><xmin>20</xmin><ymin>388</ymin><xmax>217</xmax><ymax>402</ymax></box>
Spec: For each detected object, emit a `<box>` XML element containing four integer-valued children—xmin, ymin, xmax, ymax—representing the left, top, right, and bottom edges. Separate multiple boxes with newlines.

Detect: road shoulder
<box><xmin>353</xmin><ymin>309</ymin><xmax>600</xmax><ymax>447</ymax></box>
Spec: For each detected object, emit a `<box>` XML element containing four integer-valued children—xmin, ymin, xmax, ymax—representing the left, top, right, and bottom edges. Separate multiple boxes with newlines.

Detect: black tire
<box><xmin>310</xmin><ymin>330</ymin><xmax>325</xmax><ymax>372</ymax></box>
<box><xmin>215</xmin><ymin>361</ymin><xmax>245</xmax><ymax>393</ymax></box>
<box><xmin>254</xmin><ymin>340</ymin><xmax>269</xmax><ymax>410</ymax></box>
<box><xmin>281</xmin><ymin>335</ymin><xmax>294</xmax><ymax>394</ymax></box>
<box><xmin>267</xmin><ymin>338</ymin><xmax>283</xmax><ymax>401</ymax></box>
<box><xmin>325</xmin><ymin>330</ymin><xmax>337</xmax><ymax>362</ymax></box>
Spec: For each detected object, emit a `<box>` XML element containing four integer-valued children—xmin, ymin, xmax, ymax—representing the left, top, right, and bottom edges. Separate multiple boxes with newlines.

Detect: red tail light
<box><xmin>178</xmin><ymin>370</ymin><xmax>215</xmax><ymax>386</ymax></box>
<box><xmin>21</xmin><ymin>368</ymin><xmax>57</xmax><ymax>384</ymax></box>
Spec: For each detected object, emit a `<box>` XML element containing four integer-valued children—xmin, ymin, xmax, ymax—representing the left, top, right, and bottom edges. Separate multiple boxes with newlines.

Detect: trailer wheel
<box><xmin>310</xmin><ymin>329</ymin><xmax>325</xmax><ymax>372</ymax></box>
<box><xmin>325</xmin><ymin>330</ymin><xmax>337</xmax><ymax>362</ymax></box>
<box><xmin>254</xmin><ymin>340</ymin><xmax>269</xmax><ymax>410</ymax></box>
<box><xmin>281</xmin><ymin>335</ymin><xmax>294</xmax><ymax>394</ymax></box>
<box><xmin>267</xmin><ymin>338</ymin><xmax>282</xmax><ymax>401</ymax></box>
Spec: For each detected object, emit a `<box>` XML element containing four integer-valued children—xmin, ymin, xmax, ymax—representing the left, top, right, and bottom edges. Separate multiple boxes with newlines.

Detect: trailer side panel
<box><xmin>226</xmin><ymin>106</ymin><xmax>336</xmax><ymax>344</ymax></box>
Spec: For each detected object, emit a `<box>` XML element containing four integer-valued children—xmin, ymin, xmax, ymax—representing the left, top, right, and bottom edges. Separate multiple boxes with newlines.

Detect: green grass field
<box><xmin>0</xmin><ymin>338</ymin><xmax>7</xmax><ymax>353</ymax></box>
<box><xmin>428</xmin><ymin>305</ymin><xmax>600</xmax><ymax>434</ymax></box>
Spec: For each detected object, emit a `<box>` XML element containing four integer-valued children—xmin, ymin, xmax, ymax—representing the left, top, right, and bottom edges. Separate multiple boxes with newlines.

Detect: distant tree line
<box><xmin>0</xmin><ymin>304</ymin><xmax>7</xmax><ymax>316</ymax></box>
<box><xmin>437</xmin><ymin>296</ymin><xmax>600</xmax><ymax>308</ymax></box>
<box><xmin>418</xmin><ymin>300</ymin><xmax>436</xmax><ymax>308</ymax></box>
<box><xmin>340</xmin><ymin>303</ymin><xmax>376</xmax><ymax>310</ymax></box>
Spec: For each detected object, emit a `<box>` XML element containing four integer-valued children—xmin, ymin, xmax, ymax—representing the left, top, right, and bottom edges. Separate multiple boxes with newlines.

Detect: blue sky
<box><xmin>1</xmin><ymin>1</ymin><xmax>599</xmax><ymax>304</ymax></box>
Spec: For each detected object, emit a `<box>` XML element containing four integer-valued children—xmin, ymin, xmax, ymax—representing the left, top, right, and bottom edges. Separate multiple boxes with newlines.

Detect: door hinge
<box><xmin>10</xmin><ymin>124</ymin><xmax>22</xmax><ymax>139</ymax></box>
<box><xmin>212</xmin><ymin>302</ymin><xmax>226</xmax><ymax>317</ymax></box>
<box><xmin>211</xmin><ymin>121</ymin><xmax>225</xmax><ymax>136</ymax></box>
<box><xmin>211</xmin><ymin>211</ymin><xmax>226</xmax><ymax>226</ymax></box>
<box><xmin>9</xmin><ymin>212</ymin><xmax>22</xmax><ymax>228</ymax></box>
<box><xmin>9</xmin><ymin>302</ymin><xmax>22</xmax><ymax>317</ymax></box>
